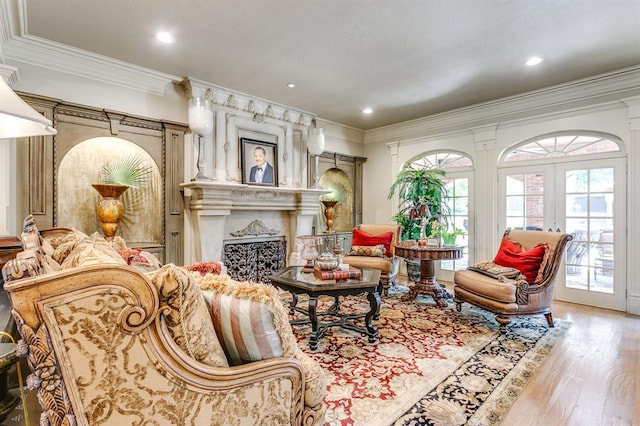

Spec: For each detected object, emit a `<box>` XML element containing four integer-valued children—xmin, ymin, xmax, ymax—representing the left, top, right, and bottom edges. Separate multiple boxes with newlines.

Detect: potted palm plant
<box><xmin>388</xmin><ymin>165</ymin><xmax>450</xmax><ymax>280</ymax></box>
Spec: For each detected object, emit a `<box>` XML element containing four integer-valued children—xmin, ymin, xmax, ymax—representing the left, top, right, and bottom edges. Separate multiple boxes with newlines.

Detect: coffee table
<box><xmin>269</xmin><ymin>266</ymin><xmax>381</xmax><ymax>350</ymax></box>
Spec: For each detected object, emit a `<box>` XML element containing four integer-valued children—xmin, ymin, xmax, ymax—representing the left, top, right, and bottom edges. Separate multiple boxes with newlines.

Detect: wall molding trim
<box><xmin>365</xmin><ymin>65</ymin><xmax>640</xmax><ymax>144</ymax></box>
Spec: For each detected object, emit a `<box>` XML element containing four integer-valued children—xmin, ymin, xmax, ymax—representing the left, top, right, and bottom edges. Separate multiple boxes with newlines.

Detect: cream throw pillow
<box><xmin>148</xmin><ymin>264</ymin><xmax>229</xmax><ymax>367</ymax></box>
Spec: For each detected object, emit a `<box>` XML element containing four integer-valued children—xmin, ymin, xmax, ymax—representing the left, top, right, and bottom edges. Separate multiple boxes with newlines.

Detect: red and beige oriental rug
<box><xmin>291</xmin><ymin>294</ymin><xmax>569</xmax><ymax>426</ymax></box>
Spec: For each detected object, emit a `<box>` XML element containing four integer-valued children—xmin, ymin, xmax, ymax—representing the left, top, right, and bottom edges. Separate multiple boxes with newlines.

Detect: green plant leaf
<box><xmin>388</xmin><ymin>165</ymin><xmax>451</xmax><ymax>240</ymax></box>
<box><xmin>100</xmin><ymin>155</ymin><xmax>153</xmax><ymax>189</ymax></box>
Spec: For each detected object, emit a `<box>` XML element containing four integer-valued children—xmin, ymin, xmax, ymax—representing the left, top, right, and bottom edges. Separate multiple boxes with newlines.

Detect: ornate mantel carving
<box><xmin>230</xmin><ymin>220</ymin><xmax>280</xmax><ymax>237</ymax></box>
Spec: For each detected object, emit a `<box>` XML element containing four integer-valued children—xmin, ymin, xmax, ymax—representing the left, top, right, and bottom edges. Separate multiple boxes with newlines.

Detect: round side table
<box><xmin>394</xmin><ymin>244</ymin><xmax>463</xmax><ymax>307</ymax></box>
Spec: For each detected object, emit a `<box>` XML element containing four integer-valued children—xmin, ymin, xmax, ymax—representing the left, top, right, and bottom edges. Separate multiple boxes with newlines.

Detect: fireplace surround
<box><xmin>182</xmin><ymin>181</ymin><xmax>326</xmax><ymax>267</ymax></box>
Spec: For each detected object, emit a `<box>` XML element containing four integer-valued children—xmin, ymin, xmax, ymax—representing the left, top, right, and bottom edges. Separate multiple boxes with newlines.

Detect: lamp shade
<box><xmin>307</xmin><ymin>127</ymin><xmax>325</xmax><ymax>156</ymax></box>
<box><xmin>0</xmin><ymin>77</ymin><xmax>56</xmax><ymax>139</ymax></box>
<box><xmin>188</xmin><ymin>97</ymin><xmax>214</xmax><ymax>135</ymax></box>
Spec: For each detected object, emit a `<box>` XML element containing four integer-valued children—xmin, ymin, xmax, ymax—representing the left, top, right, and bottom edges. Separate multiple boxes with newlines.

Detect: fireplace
<box><xmin>181</xmin><ymin>182</ymin><xmax>325</xmax><ymax>268</ymax></box>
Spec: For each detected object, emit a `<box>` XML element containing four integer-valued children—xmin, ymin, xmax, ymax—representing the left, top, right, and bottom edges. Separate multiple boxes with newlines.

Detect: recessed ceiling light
<box><xmin>287</xmin><ymin>83</ymin><xmax>296</xmax><ymax>88</ymax></box>
<box><xmin>156</xmin><ymin>31</ymin><xmax>174</xmax><ymax>44</ymax></box>
<box><xmin>526</xmin><ymin>56</ymin><xmax>543</xmax><ymax>66</ymax></box>
<box><xmin>363</xmin><ymin>108</ymin><xmax>373</xmax><ymax>114</ymax></box>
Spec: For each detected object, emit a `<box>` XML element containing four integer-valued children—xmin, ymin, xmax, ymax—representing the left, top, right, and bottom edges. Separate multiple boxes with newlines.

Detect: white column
<box><xmin>623</xmin><ymin>96</ymin><xmax>640</xmax><ymax>314</ymax></box>
<box><xmin>215</xmin><ymin>109</ymin><xmax>226</xmax><ymax>181</ymax></box>
<box><xmin>385</xmin><ymin>141</ymin><xmax>400</xmax><ymax>225</ymax></box>
<box><xmin>472</xmin><ymin>125</ymin><xmax>498</xmax><ymax>262</ymax></box>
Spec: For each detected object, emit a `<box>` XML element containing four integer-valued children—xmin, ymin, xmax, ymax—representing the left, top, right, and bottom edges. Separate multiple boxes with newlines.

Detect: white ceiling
<box><xmin>20</xmin><ymin>0</ymin><xmax>640</xmax><ymax>130</ymax></box>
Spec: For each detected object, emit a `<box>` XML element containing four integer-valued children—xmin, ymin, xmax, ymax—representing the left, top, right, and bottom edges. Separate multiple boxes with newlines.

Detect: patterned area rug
<box><xmin>291</xmin><ymin>294</ymin><xmax>569</xmax><ymax>426</ymax></box>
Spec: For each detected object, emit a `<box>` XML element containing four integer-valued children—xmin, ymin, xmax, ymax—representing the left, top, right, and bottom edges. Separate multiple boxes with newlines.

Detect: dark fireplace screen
<box><xmin>223</xmin><ymin>238</ymin><xmax>286</xmax><ymax>283</ymax></box>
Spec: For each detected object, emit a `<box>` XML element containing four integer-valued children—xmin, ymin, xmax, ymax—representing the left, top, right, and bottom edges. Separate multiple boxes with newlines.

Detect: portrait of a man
<box><xmin>249</xmin><ymin>146</ymin><xmax>274</xmax><ymax>183</ymax></box>
<box><xmin>241</xmin><ymin>138</ymin><xmax>278</xmax><ymax>186</ymax></box>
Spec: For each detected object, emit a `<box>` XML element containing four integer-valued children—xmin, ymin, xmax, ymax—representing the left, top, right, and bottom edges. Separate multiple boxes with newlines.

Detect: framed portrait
<box><xmin>240</xmin><ymin>138</ymin><xmax>278</xmax><ymax>187</ymax></box>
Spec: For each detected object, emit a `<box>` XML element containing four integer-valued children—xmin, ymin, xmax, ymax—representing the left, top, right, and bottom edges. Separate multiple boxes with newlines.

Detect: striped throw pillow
<box><xmin>207</xmin><ymin>292</ymin><xmax>283</xmax><ymax>365</ymax></box>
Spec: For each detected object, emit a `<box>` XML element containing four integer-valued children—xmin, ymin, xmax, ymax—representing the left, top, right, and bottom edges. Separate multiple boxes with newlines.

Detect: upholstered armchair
<box><xmin>2</xmin><ymin>217</ymin><xmax>326</xmax><ymax>425</ymax></box>
<box><xmin>342</xmin><ymin>224</ymin><xmax>401</xmax><ymax>295</ymax></box>
<box><xmin>453</xmin><ymin>229</ymin><xmax>572</xmax><ymax>331</ymax></box>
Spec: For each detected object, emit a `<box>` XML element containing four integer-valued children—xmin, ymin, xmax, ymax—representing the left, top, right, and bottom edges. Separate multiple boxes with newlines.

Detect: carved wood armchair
<box><xmin>342</xmin><ymin>224</ymin><xmax>401</xmax><ymax>295</ymax></box>
<box><xmin>453</xmin><ymin>229</ymin><xmax>572</xmax><ymax>331</ymax></box>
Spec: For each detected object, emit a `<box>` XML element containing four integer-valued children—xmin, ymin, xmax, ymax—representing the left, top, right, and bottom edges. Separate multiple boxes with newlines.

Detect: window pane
<box><xmin>589</xmin><ymin>168</ymin><xmax>613</xmax><ymax>192</ymax></box>
<box><xmin>567</xmin><ymin>194</ymin><xmax>588</xmax><ymax>216</ymax></box>
<box><xmin>566</xmin><ymin>218</ymin><xmax>588</xmax><ymax>235</ymax></box>
<box><xmin>454</xmin><ymin>179</ymin><xmax>468</xmax><ymax>196</ymax></box>
<box><xmin>566</xmin><ymin>170</ymin><xmax>588</xmax><ymax>193</ymax></box>
<box><xmin>589</xmin><ymin>194</ymin><xmax>612</xmax><ymax>217</ymax></box>
<box><xmin>506</xmin><ymin>217</ymin><xmax>524</xmax><ymax>229</ymax></box>
<box><xmin>525</xmin><ymin>195</ymin><xmax>543</xmax><ymax>217</ymax></box>
<box><xmin>454</xmin><ymin>197</ymin><xmax>468</xmax><ymax>215</ymax></box>
<box><xmin>524</xmin><ymin>174</ymin><xmax>544</xmax><ymax>194</ymax></box>
<box><xmin>590</xmin><ymin>218</ymin><xmax>613</xmax><ymax>232</ymax></box>
<box><xmin>506</xmin><ymin>175</ymin><xmax>524</xmax><ymax>195</ymax></box>
<box><xmin>506</xmin><ymin>196</ymin><xmax>524</xmax><ymax>216</ymax></box>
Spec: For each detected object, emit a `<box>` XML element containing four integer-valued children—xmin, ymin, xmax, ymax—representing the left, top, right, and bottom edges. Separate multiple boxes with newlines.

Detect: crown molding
<box><xmin>0</xmin><ymin>0</ymin><xmax>178</xmax><ymax>95</ymax></box>
<box><xmin>3</xmin><ymin>34</ymin><xmax>178</xmax><ymax>96</ymax></box>
<box><xmin>365</xmin><ymin>65</ymin><xmax>640</xmax><ymax>144</ymax></box>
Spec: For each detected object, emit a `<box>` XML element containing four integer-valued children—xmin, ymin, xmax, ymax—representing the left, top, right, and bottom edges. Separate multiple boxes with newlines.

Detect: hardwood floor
<box><xmin>2</xmin><ymin>292</ymin><xmax>638</xmax><ymax>425</ymax></box>
<box><xmin>501</xmin><ymin>299</ymin><xmax>640</xmax><ymax>426</ymax></box>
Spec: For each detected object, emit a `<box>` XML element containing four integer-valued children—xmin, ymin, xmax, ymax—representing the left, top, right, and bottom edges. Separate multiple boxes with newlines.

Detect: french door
<box><xmin>498</xmin><ymin>158</ymin><xmax>626</xmax><ymax>311</ymax></box>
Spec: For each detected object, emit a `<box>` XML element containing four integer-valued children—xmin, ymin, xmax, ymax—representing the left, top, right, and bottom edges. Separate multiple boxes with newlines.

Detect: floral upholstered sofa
<box><xmin>2</xmin><ymin>216</ymin><xmax>326</xmax><ymax>425</ymax></box>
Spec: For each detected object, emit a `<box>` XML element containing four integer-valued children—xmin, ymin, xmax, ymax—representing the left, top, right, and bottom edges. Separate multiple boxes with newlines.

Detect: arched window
<box><xmin>409</xmin><ymin>151</ymin><xmax>473</xmax><ymax>169</ymax></box>
<box><xmin>502</xmin><ymin>131</ymin><xmax>621</xmax><ymax>163</ymax></box>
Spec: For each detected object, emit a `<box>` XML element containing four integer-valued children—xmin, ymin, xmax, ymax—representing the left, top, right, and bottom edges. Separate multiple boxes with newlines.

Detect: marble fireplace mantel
<box><xmin>181</xmin><ymin>181</ymin><xmax>327</xmax><ymax>263</ymax></box>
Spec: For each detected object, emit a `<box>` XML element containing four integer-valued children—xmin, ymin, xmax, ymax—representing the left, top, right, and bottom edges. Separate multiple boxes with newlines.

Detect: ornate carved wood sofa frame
<box><xmin>2</xmin><ymin>217</ymin><xmax>326</xmax><ymax>425</ymax></box>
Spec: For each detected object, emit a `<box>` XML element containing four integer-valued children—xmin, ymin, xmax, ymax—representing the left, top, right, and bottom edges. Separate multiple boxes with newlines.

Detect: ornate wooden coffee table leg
<box><xmin>308</xmin><ymin>296</ymin><xmax>320</xmax><ymax>350</ymax></box>
<box><xmin>401</xmin><ymin>258</ymin><xmax>449</xmax><ymax>307</ymax></box>
<box><xmin>289</xmin><ymin>293</ymin><xmax>299</xmax><ymax>315</ymax></box>
<box><xmin>365</xmin><ymin>291</ymin><xmax>381</xmax><ymax>343</ymax></box>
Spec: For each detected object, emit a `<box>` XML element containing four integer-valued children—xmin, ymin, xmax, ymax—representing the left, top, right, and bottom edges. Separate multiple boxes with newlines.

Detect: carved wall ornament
<box><xmin>225</xmin><ymin>94</ymin><xmax>238</xmax><ymax>109</ymax></box>
<box><xmin>265</xmin><ymin>105</ymin><xmax>275</xmax><ymax>118</ymax></box>
<box><xmin>245</xmin><ymin>100</ymin><xmax>256</xmax><ymax>114</ymax></box>
<box><xmin>203</xmin><ymin>88</ymin><xmax>215</xmax><ymax>103</ymax></box>
<box><xmin>231</xmin><ymin>189</ymin><xmax>293</xmax><ymax>202</ymax></box>
<box><xmin>296</xmin><ymin>114</ymin><xmax>306</xmax><ymax>125</ymax></box>
<box><xmin>253</xmin><ymin>113</ymin><xmax>265</xmax><ymax>123</ymax></box>
<box><xmin>282</xmin><ymin>110</ymin><xmax>290</xmax><ymax>122</ymax></box>
<box><xmin>230</xmin><ymin>220</ymin><xmax>281</xmax><ymax>237</ymax></box>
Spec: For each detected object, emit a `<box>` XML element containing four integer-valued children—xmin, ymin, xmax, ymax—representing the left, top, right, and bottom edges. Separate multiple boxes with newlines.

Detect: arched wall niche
<box><xmin>16</xmin><ymin>93</ymin><xmax>187</xmax><ymax>265</ymax></box>
<box><xmin>312</xmin><ymin>152</ymin><xmax>366</xmax><ymax>232</ymax></box>
<box><xmin>318</xmin><ymin>167</ymin><xmax>354</xmax><ymax>232</ymax></box>
<box><xmin>57</xmin><ymin>137</ymin><xmax>163</xmax><ymax>244</ymax></box>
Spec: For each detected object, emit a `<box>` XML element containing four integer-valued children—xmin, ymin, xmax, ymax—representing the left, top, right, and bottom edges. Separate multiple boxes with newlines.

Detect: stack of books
<box><xmin>313</xmin><ymin>265</ymin><xmax>361</xmax><ymax>281</ymax></box>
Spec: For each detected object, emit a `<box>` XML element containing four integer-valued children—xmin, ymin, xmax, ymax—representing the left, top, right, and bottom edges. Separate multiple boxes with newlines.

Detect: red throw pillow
<box><xmin>352</xmin><ymin>229</ymin><xmax>394</xmax><ymax>257</ymax></box>
<box><xmin>493</xmin><ymin>238</ymin><xmax>549</xmax><ymax>284</ymax></box>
